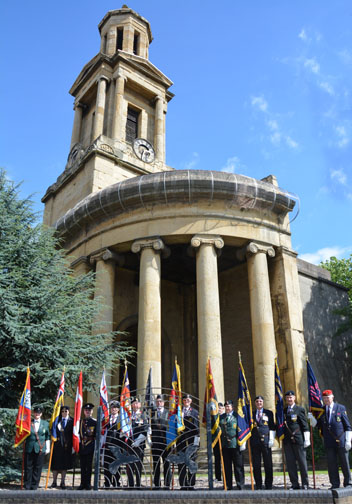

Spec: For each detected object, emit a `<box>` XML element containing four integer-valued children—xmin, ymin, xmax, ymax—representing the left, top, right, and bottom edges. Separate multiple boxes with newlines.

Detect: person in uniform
<box><xmin>213</xmin><ymin>402</ymin><xmax>225</xmax><ymax>482</ymax></box>
<box><xmin>220</xmin><ymin>400</ymin><xmax>245</xmax><ymax>490</ymax></box>
<box><xmin>177</xmin><ymin>394</ymin><xmax>200</xmax><ymax>490</ymax></box>
<box><xmin>130</xmin><ymin>397</ymin><xmax>148</xmax><ymax>488</ymax></box>
<box><xmin>151</xmin><ymin>394</ymin><xmax>171</xmax><ymax>489</ymax></box>
<box><xmin>249</xmin><ymin>395</ymin><xmax>276</xmax><ymax>490</ymax></box>
<box><xmin>24</xmin><ymin>406</ymin><xmax>50</xmax><ymax>490</ymax></box>
<box><xmin>78</xmin><ymin>403</ymin><xmax>97</xmax><ymax>490</ymax></box>
<box><xmin>103</xmin><ymin>400</ymin><xmax>121</xmax><ymax>488</ymax></box>
<box><xmin>51</xmin><ymin>405</ymin><xmax>73</xmax><ymax>489</ymax></box>
<box><xmin>312</xmin><ymin>389</ymin><xmax>352</xmax><ymax>489</ymax></box>
<box><xmin>283</xmin><ymin>390</ymin><xmax>310</xmax><ymax>490</ymax></box>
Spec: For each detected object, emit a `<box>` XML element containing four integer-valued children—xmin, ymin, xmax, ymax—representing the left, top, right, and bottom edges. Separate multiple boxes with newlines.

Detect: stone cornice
<box><xmin>89</xmin><ymin>248</ymin><xmax>124</xmax><ymax>266</ymax></box>
<box><xmin>53</xmin><ymin>170</ymin><xmax>297</xmax><ymax>237</ymax></box>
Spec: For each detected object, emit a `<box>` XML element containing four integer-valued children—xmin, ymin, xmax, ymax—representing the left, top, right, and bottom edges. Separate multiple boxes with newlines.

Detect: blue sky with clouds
<box><xmin>1</xmin><ymin>1</ymin><xmax>351</xmax><ymax>264</ymax></box>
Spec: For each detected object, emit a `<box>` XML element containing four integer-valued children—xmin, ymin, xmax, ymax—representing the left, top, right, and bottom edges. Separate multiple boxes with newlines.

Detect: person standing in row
<box><xmin>130</xmin><ymin>397</ymin><xmax>148</xmax><ymax>488</ymax></box>
<box><xmin>283</xmin><ymin>390</ymin><xmax>310</xmax><ymax>490</ymax></box>
<box><xmin>177</xmin><ymin>394</ymin><xmax>200</xmax><ymax>490</ymax></box>
<box><xmin>78</xmin><ymin>403</ymin><xmax>96</xmax><ymax>490</ymax></box>
<box><xmin>250</xmin><ymin>395</ymin><xmax>276</xmax><ymax>490</ymax></box>
<box><xmin>51</xmin><ymin>405</ymin><xmax>73</xmax><ymax>489</ymax></box>
<box><xmin>151</xmin><ymin>394</ymin><xmax>170</xmax><ymax>489</ymax></box>
<box><xmin>103</xmin><ymin>400</ymin><xmax>121</xmax><ymax>488</ymax></box>
<box><xmin>24</xmin><ymin>406</ymin><xmax>50</xmax><ymax>490</ymax></box>
<box><xmin>213</xmin><ymin>402</ymin><xmax>225</xmax><ymax>482</ymax></box>
<box><xmin>220</xmin><ymin>400</ymin><xmax>245</xmax><ymax>490</ymax></box>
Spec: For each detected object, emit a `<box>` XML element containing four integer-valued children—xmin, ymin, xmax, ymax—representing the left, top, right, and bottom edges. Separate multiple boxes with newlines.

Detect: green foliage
<box><xmin>0</xmin><ymin>169</ymin><xmax>134</xmax><ymax>482</ymax></box>
<box><xmin>321</xmin><ymin>254</ymin><xmax>352</xmax><ymax>337</ymax></box>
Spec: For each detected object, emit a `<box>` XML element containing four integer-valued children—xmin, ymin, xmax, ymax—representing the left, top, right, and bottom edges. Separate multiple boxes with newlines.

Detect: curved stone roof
<box><xmin>55</xmin><ymin>170</ymin><xmax>296</xmax><ymax>236</ymax></box>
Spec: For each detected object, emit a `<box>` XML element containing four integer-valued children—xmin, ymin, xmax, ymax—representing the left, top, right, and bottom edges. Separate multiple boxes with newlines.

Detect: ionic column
<box><xmin>92</xmin><ymin>76</ymin><xmax>108</xmax><ymax>140</ymax></box>
<box><xmin>191</xmin><ymin>235</ymin><xmax>225</xmax><ymax>403</ymax></box>
<box><xmin>246</xmin><ymin>242</ymin><xmax>276</xmax><ymax>412</ymax></box>
<box><xmin>70</xmin><ymin>102</ymin><xmax>83</xmax><ymax>149</ymax></box>
<box><xmin>132</xmin><ymin>238</ymin><xmax>166</xmax><ymax>392</ymax></box>
<box><xmin>112</xmin><ymin>73</ymin><xmax>127</xmax><ymax>140</ymax></box>
<box><xmin>154</xmin><ymin>95</ymin><xmax>164</xmax><ymax>162</ymax></box>
<box><xmin>87</xmin><ymin>248</ymin><xmax>123</xmax><ymax>404</ymax></box>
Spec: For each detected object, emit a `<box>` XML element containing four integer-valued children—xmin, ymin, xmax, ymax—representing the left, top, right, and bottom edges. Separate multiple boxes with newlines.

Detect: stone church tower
<box><xmin>42</xmin><ymin>5</ymin><xmax>308</xmax><ymax>410</ymax></box>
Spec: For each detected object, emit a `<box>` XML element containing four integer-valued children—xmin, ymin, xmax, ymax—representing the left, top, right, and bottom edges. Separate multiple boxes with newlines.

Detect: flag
<box><xmin>237</xmin><ymin>357</ymin><xmax>253</xmax><ymax>445</ymax></box>
<box><xmin>100</xmin><ymin>370</ymin><xmax>109</xmax><ymax>431</ymax></box>
<box><xmin>49</xmin><ymin>371</ymin><xmax>65</xmax><ymax>442</ymax></box>
<box><xmin>73</xmin><ymin>371</ymin><xmax>83</xmax><ymax>453</ymax></box>
<box><xmin>166</xmin><ymin>358</ymin><xmax>184</xmax><ymax>448</ymax></box>
<box><xmin>120</xmin><ymin>365</ymin><xmax>132</xmax><ymax>438</ymax></box>
<box><xmin>307</xmin><ymin>359</ymin><xmax>324</xmax><ymax>419</ymax></box>
<box><xmin>275</xmin><ymin>357</ymin><xmax>285</xmax><ymax>441</ymax></box>
<box><xmin>145</xmin><ymin>367</ymin><xmax>155</xmax><ymax>410</ymax></box>
<box><xmin>202</xmin><ymin>358</ymin><xmax>221</xmax><ymax>448</ymax></box>
<box><xmin>14</xmin><ymin>367</ymin><xmax>31</xmax><ymax>448</ymax></box>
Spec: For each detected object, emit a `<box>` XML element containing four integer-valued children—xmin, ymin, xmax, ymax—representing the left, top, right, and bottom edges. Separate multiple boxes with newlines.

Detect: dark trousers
<box><xmin>223</xmin><ymin>447</ymin><xmax>244</xmax><ymax>490</ymax></box>
<box><xmin>177</xmin><ymin>438</ymin><xmax>197</xmax><ymax>488</ymax></box>
<box><xmin>326</xmin><ymin>446</ymin><xmax>351</xmax><ymax>488</ymax></box>
<box><xmin>80</xmin><ymin>452</ymin><xmax>94</xmax><ymax>489</ymax></box>
<box><xmin>213</xmin><ymin>442</ymin><xmax>222</xmax><ymax>481</ymax></box>
<box><xmin>24</xmin><ymin>451</ymin><xmax>44</xmax><ymax>490</ymax></box>
<box><xmin>152</xmin><ymin>442</ymin><xmax>170</xmax><ymax>488</ymax></box>
<box><xmin>284</xmin><ymin>442</ymin><xmax>308</xmax><ymax>488</ymax></box>
<box><xmin>251</xmin><ymin>441</ymin><xmax>273</xmax><ymax>489</ymax></box>
<box><xmin>103</xmin><ymin>447</ymin><xmax>121</xmax><ymax>488</ymax></box>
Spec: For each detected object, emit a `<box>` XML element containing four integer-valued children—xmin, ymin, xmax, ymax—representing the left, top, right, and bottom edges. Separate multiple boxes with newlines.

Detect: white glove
<box><xmin>239</xmin><ymin>441</ymin><xmax>246</xmax><ymax>452</ymax></box>
<box><xmin>307</xmin><ymin>412</ymin><xmax>317</xmax><ymax>428</ymax></box>
<box><xmin>345</xmin><ymin>431</ymin><xmax>352</xmax><ymax>451</ymax></box>
<box><xmin>132</xmin><ymin>434</ymin><xmax>146</xmax><ymax>448</ymax></box>
<box><xmin>268</xmin><ymin>430</ymin><xmax>276</xmax><ymax>448</ymax></box>
<box><xmin>303</xmin><ymin>431</ymin><xmax>311</xmax><ymax>448</ymax></box>
<box><xmin>193</xmin><ymin>436</ymin><xmax>200</xmax><ymax>447</ymax></box>
<box><xmin>45</xmin><ymin>440</ymin><xmax>50</xmax><ymax>454</ymax></box>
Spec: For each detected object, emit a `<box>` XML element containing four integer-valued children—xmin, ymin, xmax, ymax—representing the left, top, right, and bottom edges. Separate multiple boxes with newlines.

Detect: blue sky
<box><xmin>1</xmin><ymin>1</ymin><xmax>351</xmax><ymax>264</ymax></box>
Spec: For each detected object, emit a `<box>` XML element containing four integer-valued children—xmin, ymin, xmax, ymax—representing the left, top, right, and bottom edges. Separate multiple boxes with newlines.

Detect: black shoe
<box><xmin>289</xmin><ymin>486</ymin><xmax>300</xmax><ymax>490</ymax></box>
<box><xmin>265</xmin><ymin>486</ymin><xmax>272</xmax><ymax>490</ymax></box>
<box><xmin>78</xmin><ymin>485</ymin><xmax>85</xmax><ymax>490</ymax></box>
<box><xmin>50</xmin><ymin>482</ymin><xmax>57</xmax><ymax>488</ymax></box>
<box><xmin>85</xmin><ymin>485</ymin><xmax>92</xmax><ymax>490</ymax></box>
<box><xmin>60</xmin><ymin>482</ymin><xmax>66</xmax><ymax>490</ymax></box>
<box><xmin>329</xmin><ymin>485</ymin><xmax>340</xmax><ymax>489</ymax></box>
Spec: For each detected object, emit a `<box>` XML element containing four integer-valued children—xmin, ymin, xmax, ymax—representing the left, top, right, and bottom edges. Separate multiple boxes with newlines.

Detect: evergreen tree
<box><xmin>0</xmin><ymin>169</ymin><xmax>133</xmax><ymax>482</ymax></box>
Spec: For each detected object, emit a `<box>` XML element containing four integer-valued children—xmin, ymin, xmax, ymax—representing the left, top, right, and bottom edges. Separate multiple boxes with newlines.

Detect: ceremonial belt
<box><xmin>284</xmin><ymin>421</ymin><xmax>299</xmax><ymax>444</ymax></box>
<box><xmin>33</xmin><ymin>428</ymin><xmax>44</xmax><ymax>454</ymax></box>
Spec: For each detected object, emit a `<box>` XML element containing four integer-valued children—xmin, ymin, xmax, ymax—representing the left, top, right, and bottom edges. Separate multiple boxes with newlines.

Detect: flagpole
<box><xmin>247</xmin><ymin>438</ymin><xmax>254</xmax><ymax>491</ymax></box>
<box><xmin>310</xmin><ymin>421</ymin><xmax>316</xmax><ymax>489</ymax></box>
<box><xmin>218</xmin><ymin>437</ymin><xmax>227</xmax><ymax>491</ymax></box>
<box><xmin>21</xmin><ymin>441</ymin><xmax>25</xmax><ymax>490</ymax></box>
<box><xmin>45</xmin><ymin>441</ymin><xmax>54</xmax><ymax>490</ymax></box>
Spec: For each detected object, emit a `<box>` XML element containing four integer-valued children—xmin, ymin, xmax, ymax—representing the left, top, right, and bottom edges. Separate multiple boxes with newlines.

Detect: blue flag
<box><xmin>275</xmin><ymin>358</ymin><xmax>285</xmax><ymax>441</ymax></box>
<box><xmin>166</xmin><ymin>359</ymin><xmax>184</xmax><ymax>448</ymax></box>
<box><xmin>49</xmin><ymin>372</ymin><xmax>65</xmax><ymax>442</ymax></box>
<box><xmin>237</xmin><ymin>359</ymin><xmax>253</xmax><ymax>445</ymax></box>
<box><xmin>307</xmin><ymin>359</ymin><xmax>324</xmax><ymax>419</ymax></box>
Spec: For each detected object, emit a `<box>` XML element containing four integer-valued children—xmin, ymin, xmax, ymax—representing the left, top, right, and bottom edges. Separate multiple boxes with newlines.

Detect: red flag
<box><xmin>14</xmin><ymin>367</ymin><xmax>31</xmax><ymax>447</ymax></box>
<box><xmin>100</xmin><ymin>370</ymin><xmax>109</xmax><ymax>432</ymax></box>
<box><xmin>73</xmin><ymin>371</ymin><xmax>83</xmax><ymax>453</ymax></box>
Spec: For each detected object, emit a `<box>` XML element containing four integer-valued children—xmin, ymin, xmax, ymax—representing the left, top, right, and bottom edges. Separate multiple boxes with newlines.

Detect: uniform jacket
<box><xmin>318</xmin><ymin>403</ymin><xmax>352</xmax><ymax>449</ymax></box>
<box><xmin>56</xmin><ymin>416</ymin><xmax>73</xmax><ymax>450</ymax></box>
<box><xmin>131</xmin><ymin>411</ymin><xmax>148</xmax><ymax>441</ymax></box>
<box><xmin>283</xmin><ymin>404</ymin><xmax>309</xmax><ymax>446</ymax></box>
<box><xmin>80</xmin><ymin>417</ymin><xmax>97</xmax><ymax>455</ymax></box>
<box><xmin>220</xmin><ymin>412</ymin><xmax>238</xmax><ymax>449</ymax></box>
<box><xmin>151</xmin><ymin>408</ymin><xmax>169</xmax><ymax>443</ymax></box>
<box><xmin>25</xmin><ymin>419</ymin><xmax>50</xmax><ymax>454</ymax></box>
<box><xmin>182</xmin><ymin>407</ymin><xmax>199</xmax><ymax>440</ymax></box>
<box><xmin>250</xmin><ymin>408</ymin><xmax>275</xmax><ymax>447</ymax></box>
<box><xmin>105</xmin><ymin>414</ymin><xmax>121</xmax><ymax>445</ymax></box>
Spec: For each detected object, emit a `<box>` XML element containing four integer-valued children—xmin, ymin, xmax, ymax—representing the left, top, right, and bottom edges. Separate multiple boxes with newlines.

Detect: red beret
<box><xmin>322</xmin><ymin>389</ymin><xmax>333</xmax><ymax>396</ymax></box>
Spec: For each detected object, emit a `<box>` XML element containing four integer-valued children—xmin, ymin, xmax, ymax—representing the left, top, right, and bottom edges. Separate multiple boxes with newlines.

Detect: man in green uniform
<box><xmin>24</xmin><ymin>406</ymin><xmax>50</xmax><ymax>490</ymax></box>
<box><xmin>220</xmin><ymin>400</ymin><xmax>245</xmax><ymax>490</ymax></box>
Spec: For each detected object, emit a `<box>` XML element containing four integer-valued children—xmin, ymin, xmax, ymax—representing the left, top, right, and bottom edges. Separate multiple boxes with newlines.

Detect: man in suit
<box><xmin>151</xmin><ymin>394</ymin><xmax>170</xmax><ymax>489</ymax></box>
<box><xmin>103</xmin><ymin>400</ymin><xmax>121</xmax><ymax>488</ymax></box>
<box><xmin>24</xmin><ymin>406</ymin><xmax>50</xmax><ymax>490</ymax></box>
<box><xmin>220</xmin><ymin>399</ymin><xmax>245</xmax><ymax>490</ymax></box>
<box><xmin>283</xmin><ymin>390</ymin><xmax>310</xmax><ymax>490</ymax></box>
<box><xmin>250</xmin><ymin>395</ymin><xmax>276</xmax><ymax>490</ymax></box>
<box><xmin>314</xmin><ymin>389</ymin><xmax>352</xmax><ymax>489</ymax></box>
<box><xmin>78</xmin><ymin>403</ymin><xmax>97</xmax><ymax>490</ymax></box>
<box><xmin>177</xmin><ymin>394</ymin><xmax>200</xmax><ymax>489</ymax></box>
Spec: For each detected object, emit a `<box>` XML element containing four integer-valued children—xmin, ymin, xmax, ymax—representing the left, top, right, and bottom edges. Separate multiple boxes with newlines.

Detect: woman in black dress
<box><xmin>51</xmin><ymin>405</ymin><xmax>74</xmax><ymax>489</ymax></box>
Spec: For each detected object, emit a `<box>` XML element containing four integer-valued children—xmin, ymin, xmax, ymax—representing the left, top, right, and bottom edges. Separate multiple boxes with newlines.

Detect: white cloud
<box><xmin>221</xmin><ymin>156</ymin><xmax>245</xmax><ymax>174</ymax></box>
<box><xmin>335</xmin><ymin>125</ymin><xmax>349</xmax><ymax>148</ymax></box>
<box><xmin>270</xmin><ymin>131</ymin><xmax>281</xmax><ymax>145</ymax></box>
<box><xmin>285</xmin><ymin>136</ymin><xmax>299</xmax><ymax>149</ymax></box>
<box><xmin>298</xmin><ymin>28</ymin><xmax>307</xmax><ymax>42</ymax></box>
<box><xmin>331</xmin><ymin>168</ymin><xmax>347</xmax><ymax>185</ymax></box>
<box><xmin>304</xmin><ymin>57</ymin><xmax>320</xmax><ymax>74</ymax></box>
<box><xmin>299</xmin><ymin>246</ymin><xmax>352</xmax><ymax>265</ymax></box>
<box><xmin>338</xmin><ymin>49</ymin><xmax>352</xmax><ymax>65</ymax></box>
<box><xmin>251</xmin><ymin>96</ymin><xmax>268</xmax><ymax>112</ymax></box>
<box><xmin>183</xmin><ymin>152</ymin><xmax>199</xmax><ymax>170</ymax></box>
<box><xmin>319</xmin><ymin>81</ymin><xmax>334</xmax><ymax>96</ymax></box>
<box><xmin>267</xmin><ymin>119</ymin><xmax>278</xmax><ymax>131</ymax></box>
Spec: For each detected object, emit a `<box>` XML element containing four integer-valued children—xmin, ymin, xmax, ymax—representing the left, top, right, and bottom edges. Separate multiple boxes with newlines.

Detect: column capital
<box><xmin>246</xmin><ymin>241</ymin><xmax>275</xmax><ymax>258</ymax></box>
<box><xmin>90</xmin><ymin>248</ymin><xmax>124</xmax><ymax>266</ymax></box>
<box><xmin>274</xmin><ymin>246</ymin><xmax>298</xmax><ymax>259</ymax></box>
<box><xmin>96</xmin><ymin>74</ymin><xmax>110</xmax><ymax>84</ymax></box>
<box><xmin>114</xmin><ymin>72</ymin><xmax>127</xmax><ymax>82</ymax></box>
<box><xmin>153</xmin><ymin>94</ymin><xmax>164</xmax><ymax>105</ymax></box>
<box><xmin>191</xmin><ymin>235</ymin><xmax>224</xmax><ymax>250</ymax></box>
<box><xmin>70</xmin><ymin>255</ymin><xmax>90</xmax><ymax>269</ymax></box>
<box><xmin>73</xmin><ymin>101</ymin><xmax>87</xmax><ymax>111</ymax></box>
<box><xmin>131</xmin><ymin>237</ymin><xmax>170</xmax><ymax>257</ymax></box>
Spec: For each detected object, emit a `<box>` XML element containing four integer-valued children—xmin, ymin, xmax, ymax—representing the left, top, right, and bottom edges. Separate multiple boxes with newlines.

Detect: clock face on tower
<box><xmin>132</xmin><ymin>138</ymin><xmax>155</xmax><ymax>163</ymax></box>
